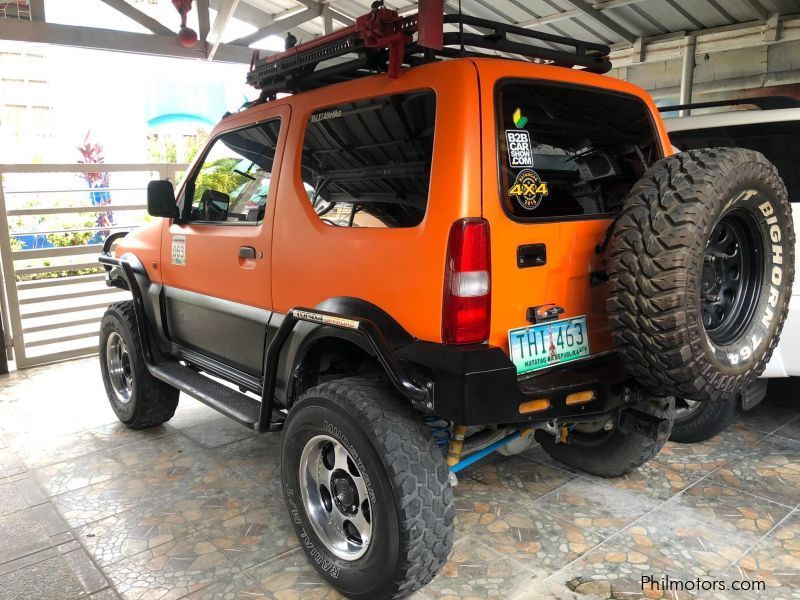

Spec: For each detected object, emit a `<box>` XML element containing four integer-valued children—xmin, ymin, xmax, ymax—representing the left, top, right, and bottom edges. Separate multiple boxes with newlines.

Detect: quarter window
<box><xmin>301</xmin><ymin>91</ymin><xmax>436</xmax><ymax>228</ymax></box>
<box><xmin>183</xmin><ymin>119</ymin><xmax>281</xmax><ymax>224</ymax></box>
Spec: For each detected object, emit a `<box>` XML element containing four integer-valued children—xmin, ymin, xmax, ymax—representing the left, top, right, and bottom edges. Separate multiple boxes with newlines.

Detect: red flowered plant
<box><xmin>77</xmin><ymin>130</ymin><xmax>113</xmax><ymax>235</ymax></box>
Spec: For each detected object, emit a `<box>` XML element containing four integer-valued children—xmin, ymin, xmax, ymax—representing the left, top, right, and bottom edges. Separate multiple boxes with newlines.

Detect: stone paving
<box><xmin>0</xmin><ymin>356</ymin><xmax>798</xmax><ymax>599</ymax></box>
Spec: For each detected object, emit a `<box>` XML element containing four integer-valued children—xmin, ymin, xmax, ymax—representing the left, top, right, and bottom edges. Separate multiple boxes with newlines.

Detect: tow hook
<box><xmin>617</xmin><ymin>408</ymin><xmax>670</xmax><ymax>442</ymax></box>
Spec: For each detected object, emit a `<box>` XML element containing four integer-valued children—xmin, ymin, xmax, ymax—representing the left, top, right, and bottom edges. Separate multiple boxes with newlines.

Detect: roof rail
<box><xmin>659</xmin><ymin>97</ymin><xmax>800</xmax><ymax>113</ymax></box>
<box><xmin>246</xmin><ymin>7</ymin><xmax>611</xmax><ymax>100</ymax></box>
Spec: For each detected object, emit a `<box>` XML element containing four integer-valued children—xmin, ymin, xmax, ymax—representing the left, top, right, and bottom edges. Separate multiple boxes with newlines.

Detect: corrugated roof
<box><xmin>227</xmin><ymin>0</ymin><xmax>799</xmax><ymax>49</ymax></box>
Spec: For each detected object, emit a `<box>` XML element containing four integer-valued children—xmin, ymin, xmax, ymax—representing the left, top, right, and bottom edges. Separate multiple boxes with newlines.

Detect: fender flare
<box><xmin>99</xmin><ymin>250</ymin><xmax>171</xmax><ymax>360</ymax></box>
<box><xmin>271</xmin><ymin>297</ymin><xmax>426</xmax><ymax>410</ymax></box>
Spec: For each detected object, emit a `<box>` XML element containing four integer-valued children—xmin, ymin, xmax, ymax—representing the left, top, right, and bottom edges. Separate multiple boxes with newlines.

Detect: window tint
<box><xmin>668</xmin><ymin>120</ymin><xmax>800</xmax><ymax>201</ymax></box>
<box><xmin>301</xmin><ymin>91</ymin><xmax>435</xmax><ymax>228</ymax></box>
<box><xmin>497</xmin><ymin>81</ymin><xmax>660</xmax><ymax>220</ymax></box>
<box><xmin>183</xmin><ymin>119</ymin><xmax>281</xmax><ymax>224</ymax></box>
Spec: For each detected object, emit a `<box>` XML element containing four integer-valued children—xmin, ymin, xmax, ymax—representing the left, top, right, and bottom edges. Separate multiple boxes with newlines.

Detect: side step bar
<box><xmin>99</xmin><ymin>251</ymin><xmax>432</xmax><ymax>434</ymax></box>
<box><xmin>151</xmin><ymin>362</ymin><xmax>263</xmax><ymax>429</ymax></box>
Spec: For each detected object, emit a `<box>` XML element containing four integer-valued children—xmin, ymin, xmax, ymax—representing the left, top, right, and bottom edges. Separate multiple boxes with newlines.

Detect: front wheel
<box><xmin>99</xmin><ymin>301</ymin><xmax>179</xmax><ymax>429</ymax></box>
<box><xmin>281</xmin><ymin>377</ymin><xmax>454</xmax><ymax>600</ymax></box>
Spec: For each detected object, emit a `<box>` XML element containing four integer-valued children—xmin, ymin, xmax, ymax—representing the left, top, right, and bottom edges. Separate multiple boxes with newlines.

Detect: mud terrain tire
<box><xmin>670</xmin><ymin>397</ymin><xmax>740</xmax><ymax>443</ymax></box>
<box><xmin>536</xmin><ymin>396</ymin><xmax>674</xmax><ymax>477</ymax></box>
<box><xmin>281</xmin><ymin>377</ymin><xmax>454</xmax><ymax>600</ymax></box>
<box><xmin>99</xmin><ymin>301</ymin><xmax>179</xmax><ymax>428</ymax></box>
<box><xmin>608</xmin><ymin>148</ymin><xmax>794</xmax><ymax>401</ymax></box>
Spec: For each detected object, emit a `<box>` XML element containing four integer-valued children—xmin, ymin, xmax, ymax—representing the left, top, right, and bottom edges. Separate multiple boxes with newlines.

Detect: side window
<box><xmin>301</xmin><ymin>90</ymin><xmax>436</xmax><ymax>228</ymax></box>
<box><xmin>183</xmin><ymin>119</ymin><xmax>281</xmax><ymax>224</ymax></box>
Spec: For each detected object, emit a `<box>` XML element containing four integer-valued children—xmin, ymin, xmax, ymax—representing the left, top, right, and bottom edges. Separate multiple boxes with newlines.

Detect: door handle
<box><xmin>239</xmin><ymin>246</ymin><xmax>256</xmax><ymax>259</ymax></box>
<box><xmin>517</xmin><ymin>243</ymin><xmax>547</xmax><ymax>268</ymax></box>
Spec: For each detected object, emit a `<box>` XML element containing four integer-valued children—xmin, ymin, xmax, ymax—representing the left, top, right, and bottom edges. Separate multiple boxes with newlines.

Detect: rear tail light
<box><xmin>442</xmin><ymin>218</ymin><xmax>491</xmax><ymax>344</ymax></box>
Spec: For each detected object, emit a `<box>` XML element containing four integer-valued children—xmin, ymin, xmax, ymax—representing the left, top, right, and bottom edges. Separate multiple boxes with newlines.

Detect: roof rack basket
<box><xmin>247</xmin><ymin>7</ymin><xmax>611</xmax><ymax>99</ymax></box>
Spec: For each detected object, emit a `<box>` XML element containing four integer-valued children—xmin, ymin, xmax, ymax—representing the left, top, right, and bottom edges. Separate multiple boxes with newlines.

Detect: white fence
<box><xmin>0</xmin><ymin>163</ymin><xmax>187</xmax><ymax>369</ymax></box>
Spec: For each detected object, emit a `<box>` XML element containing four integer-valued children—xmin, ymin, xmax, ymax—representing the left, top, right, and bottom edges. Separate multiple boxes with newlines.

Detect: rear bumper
<box><xmin>397</xmin><ymin>342</ymin><xmax>632</xmax><ymax>426</ymax></box>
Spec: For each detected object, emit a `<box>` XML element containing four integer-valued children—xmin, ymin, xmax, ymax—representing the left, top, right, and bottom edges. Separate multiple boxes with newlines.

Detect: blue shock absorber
<box><xmin>450</xmin><ymin>431</ymin><xmax>523</xmax><ymax>474</ymax></box>
<box><xmin>425</xmin><ymin>417</ymin><xmax>451</xmax><ymax>454</ymax></box>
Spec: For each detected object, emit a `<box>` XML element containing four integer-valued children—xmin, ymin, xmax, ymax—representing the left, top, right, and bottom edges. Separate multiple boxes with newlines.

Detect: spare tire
<box><xmin>607</xmin><ymin>148</ymin><xmax>794</xmax><ymax>401</ymax></box>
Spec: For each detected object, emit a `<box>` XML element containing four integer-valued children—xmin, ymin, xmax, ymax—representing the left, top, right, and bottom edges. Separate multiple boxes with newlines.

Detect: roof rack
<box><xmin>246</xmin><ymin>5</ymin><xmax>611</xmax><ymax>100</ymax></box>
<box><xmin>659</xmin><ymin>97</ymin><xmax>800</xmax><ymax>113</ymax></box>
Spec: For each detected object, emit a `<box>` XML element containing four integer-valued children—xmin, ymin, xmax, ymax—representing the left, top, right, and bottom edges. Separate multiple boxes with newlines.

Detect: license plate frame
<box><xmin>508</xmin><ymin>316</ymin><xmax>590</xmax><ymax>375</ymax></box>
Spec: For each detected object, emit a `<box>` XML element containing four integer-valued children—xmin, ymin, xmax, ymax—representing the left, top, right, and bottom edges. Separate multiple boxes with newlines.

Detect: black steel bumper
<box><xmin>397</xmin><ymin>341</ymin><xmax>632</xmax><ymax>426</ymax></box>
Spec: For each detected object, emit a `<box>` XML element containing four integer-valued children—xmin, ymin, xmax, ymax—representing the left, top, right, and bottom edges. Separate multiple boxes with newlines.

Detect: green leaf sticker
<box><xmin>513</xmin><ymin>108</ymin><xmax>528</xmax><ymax>128</ymax></box>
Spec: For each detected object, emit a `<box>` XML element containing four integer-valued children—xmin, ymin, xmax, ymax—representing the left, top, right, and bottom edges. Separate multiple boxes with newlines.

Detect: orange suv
<box><xmin>98</xmin><ymin>7</ymin><xmax>794</xmax><ymax>598</ymax></box>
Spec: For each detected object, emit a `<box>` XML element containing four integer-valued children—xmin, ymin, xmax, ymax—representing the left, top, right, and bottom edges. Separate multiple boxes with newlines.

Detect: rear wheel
<box><xmin>669</xmin><ymin>398</ymin><xmax>740</xmax><ymax>443</ymax></box>
<box><xmin>99</xmin><ymin>301</ymin><xmax>179</xmax><ymax>429</ymax></box>
<box><xmin>535</xmin><ymin>396</ymin><xmax>674</xmax><ymax>477</ymax></box>
<box><xmin>608</xmin><ymin>148</ymin><xmax>794</xmax><ymax>401</ymax></box>
<box><xmin>281</xmin><ymin>377</ymin><xmax>454</xmax><ymax>600</ymax></box>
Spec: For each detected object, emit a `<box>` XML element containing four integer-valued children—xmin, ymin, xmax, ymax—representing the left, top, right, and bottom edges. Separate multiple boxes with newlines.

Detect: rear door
<box><xmin>160</xmin><ymin>106</ymin><xmax>289</xmax><ymax>376</ymax></box>
<box><xmin>481</xmin><ymin>70</ymin><xmax>666</xmax><ymax>376</ymax></box>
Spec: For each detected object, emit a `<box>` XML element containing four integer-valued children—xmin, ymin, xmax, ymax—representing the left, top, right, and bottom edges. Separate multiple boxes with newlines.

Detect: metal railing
<box><xmin>0</xmin><ymin>163</ymin><xmax>187</xmax><ymax>369</ymax></box>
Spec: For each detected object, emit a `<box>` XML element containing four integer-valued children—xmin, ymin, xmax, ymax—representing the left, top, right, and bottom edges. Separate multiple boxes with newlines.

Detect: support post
<box><xmin>631</xmin><ymin>36</ymin><xmax>644</xmax><ymax>63</ymax></box>
<box><xmin>197</xmin><ymin>0</ymin><xmax>210</xmax><ymax>42</ymax></box>
<box><xmin>678</xmin><ymin>34</ymin><xmax>696</xmax><ymax>117</ymax></box>
<box><xmin>765</xmin><ymin>12</ymin><xmax>781</xmax><ymax>42</ymax></box>
<box><xmin>29</xmin><ymin>0</ymin><xmax>45</xmax><ymax>22</ymax></box>
<box><xmin>0</xmin><ymin>311</ymin><xmax>7</xmax><ymax>374</ymax></box>
<box><xmin>0</xmin><ymin>172</ymin><xmax>23</xmax><ymax>369</ymax></box>
<box><xmin>322</xmin><ymin>6</ymin><xmax>333</xmax><ymax>35</ymax></box>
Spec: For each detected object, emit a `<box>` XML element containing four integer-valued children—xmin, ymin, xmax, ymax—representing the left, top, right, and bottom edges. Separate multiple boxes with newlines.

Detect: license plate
<box><xmin>508</xmin><ymin>316</ymin><xmax>590</xmax><ymax>375</ymax></box>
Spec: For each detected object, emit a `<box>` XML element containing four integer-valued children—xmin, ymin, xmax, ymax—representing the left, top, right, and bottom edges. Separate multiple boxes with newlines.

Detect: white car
<box><xmin>664</xmin><ymin>101</ymin><xmax>800</xmax><ymax>441</ymax></box>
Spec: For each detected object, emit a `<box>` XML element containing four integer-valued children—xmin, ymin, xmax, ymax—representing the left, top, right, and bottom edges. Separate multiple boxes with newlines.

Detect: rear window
<box><xmin>668</xmin><ymin>120</ymin><xmax>800</xmax><ymax>201</ymax></box>
<box><xmin>496</xmin><ymin>81</ymin><xmax>660</xmax><ymax>221</ymax></box>
<box><xmin>301</xmin><ymin>90</ymin><xmax>435</xmax><ymax>228</ymax></box>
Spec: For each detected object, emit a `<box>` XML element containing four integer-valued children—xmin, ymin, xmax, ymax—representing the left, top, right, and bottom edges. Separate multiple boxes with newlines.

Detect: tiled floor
<box><xmin>0</xmin><ymin>357</ymin><xmax>798</xmax><ymax>599</ymax></box>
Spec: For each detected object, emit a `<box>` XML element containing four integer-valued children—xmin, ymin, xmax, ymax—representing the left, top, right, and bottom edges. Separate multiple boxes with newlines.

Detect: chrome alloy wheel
<box><xmin>106</xmin><ymin>331</ymin><xmax>133</xmax><ymax>404</ymax></box>
<box><xmin>298</xmin><ymin>434</ymin><xmax>373</xmax><ymax>561</ymax></box>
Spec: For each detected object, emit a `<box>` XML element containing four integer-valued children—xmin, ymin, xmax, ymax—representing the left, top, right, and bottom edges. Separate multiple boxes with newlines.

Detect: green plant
<box><xmin>10</xmin><ymin>237</ymin><xmax>24</xmax><ymax>252</ymax></box>
<box><xmin>17</xmin><ymin>266</ymin><xmax>103</xmax><ymax>282</ymax></box>
<box><xmin>45</xmin><ymin>214</ymin><xmax>98</xmax><ymax>247</ymax></box>
<box><xmin>165</xmin><ymin>142</ymin><xmax>178</xmax><ymax>164</ymax></box>
<box><xmin>194</xmin><ymin>158</ymin><xmax>248</xmax><ymax>199</ymax></box>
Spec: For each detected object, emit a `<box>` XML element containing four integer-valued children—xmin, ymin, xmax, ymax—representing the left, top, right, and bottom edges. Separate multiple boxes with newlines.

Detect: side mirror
<box><xmin>147</xmin><ymin>180</ymin><xmax>179</xmax><ymax>219</ymax></box>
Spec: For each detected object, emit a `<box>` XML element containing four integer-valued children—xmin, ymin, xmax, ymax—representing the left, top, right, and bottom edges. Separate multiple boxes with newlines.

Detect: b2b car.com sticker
<box><xmin>509</xmin><ymin>169</ymin><xmax>549</xmax><ymax>211</ymax></box>
<box><xmin>505</xmin><ymin>130</ymin><xmax>534</xmax><ymax>168</ymax></box>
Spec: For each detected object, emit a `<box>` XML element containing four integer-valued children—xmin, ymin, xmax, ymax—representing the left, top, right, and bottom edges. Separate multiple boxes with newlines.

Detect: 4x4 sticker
<box><xmin>171</xmin><ymin>235</ymin><xmax>186</xmax><ymax>266</ymax></box>
<box><xmin>512</xmin><ymin>107</ymin><xmax>528</xmax><ymax>128</ymax></box>
<box><xmin>509</xmin><ymin>169</ymin><xmax>549</xmax><ymax>210</ymax></box>
<box><xmin>505</xmin><ymin>130</ymin><xmax>534</xmax><ymax>168</ymax></box>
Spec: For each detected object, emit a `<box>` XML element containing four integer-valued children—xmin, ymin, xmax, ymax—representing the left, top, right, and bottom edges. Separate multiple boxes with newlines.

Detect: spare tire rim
<box><xmin>106</xmin><ymin>331</ymin><xmax>133</xmax><ymax>404</ymax></box>
<box><xmin>299</xmin><ymin>434</ymin><xmax>372</xmax><ymax>561</ymax></box>
<box><xmin>701</xmin><ymin>209</ymin><xmax>764</xmax><ymax>345</ymax></box>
